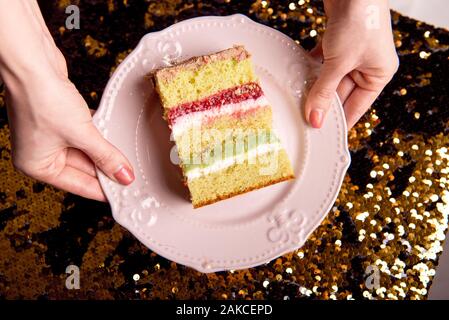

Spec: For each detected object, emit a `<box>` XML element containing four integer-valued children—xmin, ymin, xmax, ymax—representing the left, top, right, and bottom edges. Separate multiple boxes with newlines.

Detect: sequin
<box><xmin>0</xmin><ymin>0</ymin><xmax>447</xmax><ymax>301</ymax></box>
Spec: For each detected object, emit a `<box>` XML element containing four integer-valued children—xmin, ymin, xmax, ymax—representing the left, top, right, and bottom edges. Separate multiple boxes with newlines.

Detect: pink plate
<box><xmin>93</xmin><ymin>14</ymin><xmax>350</xmax><ymax>273</ymax></box>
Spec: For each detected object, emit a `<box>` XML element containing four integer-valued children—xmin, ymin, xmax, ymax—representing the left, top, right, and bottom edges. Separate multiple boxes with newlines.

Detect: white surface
<box><xmin>93</xmin><ymin>14</ymin><xmax>350</xmax><ymax>273</ymax></box>
<box><xmin>390</xmin><ymin>0</ymin><xmax>449</xmax><ymax>29</ymax></box>
<box><xmin>430</xmin><ymin>247</ymin><xmax>449</xmax><ymax>299</ymax></box>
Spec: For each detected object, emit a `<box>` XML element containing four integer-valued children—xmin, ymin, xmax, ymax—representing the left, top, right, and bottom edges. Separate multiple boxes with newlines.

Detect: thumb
<box><xmin>305</xmin><ymin>62</ymin><xmax>345</xmax><ymax>128</ymax></box>
<box><xmin>309</xmin><ymin>40</ymin><xmax>323</xmax><ymax>61</ymax></box>
<box><xmin>72</xmin><ymin>124</ymin><xmax>135</xmax><ymax>185</ymax></box>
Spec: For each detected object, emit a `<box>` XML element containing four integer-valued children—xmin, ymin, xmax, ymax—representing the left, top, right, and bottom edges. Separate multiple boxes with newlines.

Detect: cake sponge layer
<box><xmin>154</xmin><ymin>47</ymin><xmax>256</xmax><ymax>109</ymax></box>
<box><xmin>187</xmin><ymin>149</ymin><xmax>294</xmax><ymax>208</ymax></box>
<box><xmin>175</xmin><ymin>106</ymin><xmax>272</xmax><ymax>163</ymax></box>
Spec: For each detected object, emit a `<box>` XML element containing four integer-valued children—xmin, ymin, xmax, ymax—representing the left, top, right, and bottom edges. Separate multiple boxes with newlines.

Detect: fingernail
<box><xmin>309</xmin><ymin>109</ymin><xmax>324</xmax><ymax>128</ymax></box>
<box><xmin>113</xmin><ymin>165</ymin><xmax>135</xmax><ymax>185</ymax></box>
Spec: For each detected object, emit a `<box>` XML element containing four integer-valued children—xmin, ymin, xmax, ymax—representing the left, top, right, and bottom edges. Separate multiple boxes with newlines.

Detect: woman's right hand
<box><xmin>7</xmin><ymin>75</ymin><xmax>134</xmax><ymax>202</ymax></box>
<box><xmin>0</xmin><ymin>0</ymin><xmax>135</xmax><ymax>202</ymax></box>
<box><xmin>4</xmin><ymin>64</ymin><xmax>135</xmax><ymax>201</ymax></box>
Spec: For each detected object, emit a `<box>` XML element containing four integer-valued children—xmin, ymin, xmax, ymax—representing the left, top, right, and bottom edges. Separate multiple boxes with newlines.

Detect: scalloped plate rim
<box><xmin>93</xmin><ymin>14</ymin><xmax>351</xmax><ymax>273</ymax></box>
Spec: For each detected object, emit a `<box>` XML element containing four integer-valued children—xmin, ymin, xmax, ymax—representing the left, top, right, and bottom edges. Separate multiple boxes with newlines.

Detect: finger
<box><xmin>89</xmin><ymin>108</ymin><xmax>96</xmax><ymax>116</ymax></box>
<box><xmin>70</xmin><ymin>124</ymin><xmax>135</xmax><ymax>185</ymax></box>
<box><xmin>343</xmin><ymin>87</ymin><xmax>381</xmax><ymax>129</ymax></box>
<box><xmin>336</xmin><ymin>75</ymin><xmax>356</xmax><ymax>104</ymax></box>
<box><xmin>305</xmin><ymin>62</ymin><xmax>346</xmax><ymax>128</ymax></box>
<box><xmin>46</xmin><ymin>166</ymin><xmax>107</xmax><ymax>202</ymax></box>
<box><xmin>309</xmin><ymin>40</ymin><xmax>323</xmax><ymax>61</ymax></box>
<box><xmin>65</xmin><ymin>148</ymin><xmax>97</xmax><ymax>177</ymax></box>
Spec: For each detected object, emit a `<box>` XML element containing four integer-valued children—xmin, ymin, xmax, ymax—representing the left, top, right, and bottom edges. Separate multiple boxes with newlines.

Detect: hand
<box><xmin>305</xmin><ymin>0</ymin><xmax>399</xmax><ymax>129</ymax></box>
<box><xmin>0</xmin><ymin>0</ymin><xmax>134</xmax><ymax>201</ymax></box>
<box><xmin>4</xmin><ymin>53</ymin><xmax>135</xmax><ymax>202</ymax></box>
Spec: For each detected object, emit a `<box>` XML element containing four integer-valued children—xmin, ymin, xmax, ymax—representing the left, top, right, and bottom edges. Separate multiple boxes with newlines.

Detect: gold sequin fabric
<box><xmin>0</xmin><ymin>0</ymin><xmax>448</xmax><ymax>300</ymax></box>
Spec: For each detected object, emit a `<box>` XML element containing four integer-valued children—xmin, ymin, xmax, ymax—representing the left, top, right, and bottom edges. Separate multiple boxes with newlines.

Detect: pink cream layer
<box><xmin>166</xmin><ymin>82</ymin><xmax>264</xmax><ymax>126</ymax></box>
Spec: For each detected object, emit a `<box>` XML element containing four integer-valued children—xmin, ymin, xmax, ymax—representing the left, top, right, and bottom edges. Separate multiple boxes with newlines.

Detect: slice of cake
<box><xmin>152</xmin><ymin>45</ymin><xmax>294</xmax><ymax>208</ymax></box>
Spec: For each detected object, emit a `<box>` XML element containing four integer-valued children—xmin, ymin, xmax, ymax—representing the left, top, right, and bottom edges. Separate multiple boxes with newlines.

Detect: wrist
<box><xmin>0</xmin><ymin>59</ymin><xmax>50</xmax><ymax>90</ymax></box>
<box><xmin>0</xmin><ymin>0</ymin><xmax>63</xmax><ymax>88</ymax></box>
<box><xmin>0</xmin><ymin>35</ymin><xmax>66</xmax><ymax>93</ymax></box>
<box><xmin>324</xmin><ymin>0</ymin><xmax>390</xmax><ymax>21</ymax></box>
<box><xmin>1</xmin><ymin>62</ymin><xmax>67</xmax><ymax>113</ymax></box>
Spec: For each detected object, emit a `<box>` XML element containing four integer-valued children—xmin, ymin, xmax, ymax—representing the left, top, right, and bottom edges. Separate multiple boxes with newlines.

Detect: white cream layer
<box><xmin>185</xmin><ymin>141</ymin><xmax>282</xmax><ymax>181</ymax></box>
<box><xmin>171</xmin><ymin>96</ymin><xmax>269</xmax><ymax>138</ymax></box>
